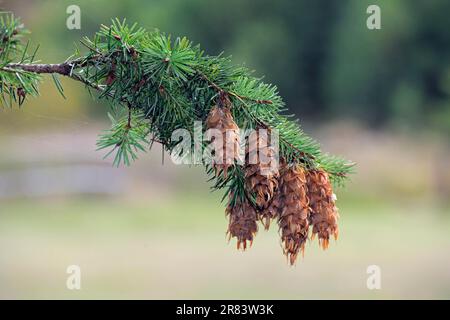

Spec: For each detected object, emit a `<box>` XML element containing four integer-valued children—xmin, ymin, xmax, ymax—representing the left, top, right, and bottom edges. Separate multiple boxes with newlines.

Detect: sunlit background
<box><xmin>0</xmin><ymin>0</ymin><xmax>449</xmax><ymax>299</ymax></box>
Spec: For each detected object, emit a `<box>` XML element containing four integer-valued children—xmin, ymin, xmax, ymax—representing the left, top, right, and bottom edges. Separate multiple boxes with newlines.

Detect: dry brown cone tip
<box><xmin>307</xmin><ymin>169</ymin><xmax>339</xmax><ymax>250</ymax></box>
<box><xmin>262</xmin><ymin>189</ymin><xmax>283</xmax><ymax>230</ymax></box>
<box><xmin>225</xmin><ymin>194</ymin><xmax>258</xmax><ymax>251</ymax></box>
<box><xmin>205</xmin><ymin>95</ymin><xmax>240</xmax><ymax>178</ymax></box>
<box><xmin>244</xmin><ymin>129</ymin><xmax>279</xmax><ymax>228</ymax></box>
<box><xmin>277</xmin><ymin>164</ymin><xmax>310</xmax><ymax>265</ymax></box>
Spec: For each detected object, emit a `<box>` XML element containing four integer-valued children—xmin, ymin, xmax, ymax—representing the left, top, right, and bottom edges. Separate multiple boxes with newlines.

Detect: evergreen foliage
<box><xmin>0</xmin><ymin>13</ymin><xmax>354</xmax><ymax>207</ymax></box>
<box><xmin>0</xmin><ymin>15</ymin><xmax>40</xmax><ymax>106</ymax></box>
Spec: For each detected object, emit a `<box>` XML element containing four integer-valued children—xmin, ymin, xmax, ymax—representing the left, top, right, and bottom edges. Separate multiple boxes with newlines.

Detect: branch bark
<box><xmin>2</xmin><ymin>60</ymin><xmax>107</xmax><ymax>94</ymax></box>
<box><xmin>4</xmin><ymin>63</ymin><xmax>72</xmax><ymax>75</ymax></box>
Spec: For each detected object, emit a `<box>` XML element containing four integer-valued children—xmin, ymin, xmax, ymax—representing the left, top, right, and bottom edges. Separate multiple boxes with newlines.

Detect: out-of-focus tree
<box><xmin>5</xmin><ymin>0</ymin><xmax>450</xmax><ymax>131</ymax></box>
<box><xmin>326</xmin><ymin>0</ymin><xmax>450</xmax><ymax>129</ymax></box>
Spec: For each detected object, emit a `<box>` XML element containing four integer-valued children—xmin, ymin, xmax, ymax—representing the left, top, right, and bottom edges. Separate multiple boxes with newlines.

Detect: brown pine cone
<box><xmin>244</xmin><ymin>130</ymin><xmax>279</xmax><ymax>212</ymax></box>
<box><xmin>260</xmin><ymin>190</ymin><xmax>282</xmax><ymax>230</ymax></box>
<box><xmin>206</xmin><ymin>104</ymin><xmax>240</xmax><ymax>178</ymax></box>
<box><xmin>278</xmin><ymin>165</ymin><xmax>310</xmax><ymax>265</ymax></box>
<box><xmin>307</xmin><ymin>169</ymin><xmax>339</xmax><ymax>250</ymax></box>
<box><xmin>225</xmin><ymin>195</ymin><xmax>258</xmax><ymax>250</ymax></box>
<box><xmin>257</xmin><ymin>157</ymin><xmax>286</xmax><ymax>230</ymax></box>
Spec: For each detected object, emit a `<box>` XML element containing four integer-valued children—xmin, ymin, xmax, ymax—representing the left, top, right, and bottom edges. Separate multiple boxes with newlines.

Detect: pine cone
<box><xmin>261</xmin><ymin>190</ymin><xmax>282</xmax><ymax>230</ymax></box>
<box><xmin>307</xmin><ymin>169</ymin><xmax>339</xmax><ymax>250</ymax></box>
<box><xmin>278</xmin><ymin>165</ymin><xmax>310</xmax><ymax>265</ymax></box>
<box><xmin>244</xmin><ymin>130</ymin><xmax>279</xmax><ymax>212</ymax></box>
<box><xmin>225</xmin><ymin>195</ymin><xmax>258</xmax><ymax>250</ymax></box>
<box><xmin>206</xmin><ymin>103</ymin><xmax>240</xmax><ymax>178</ymax></box>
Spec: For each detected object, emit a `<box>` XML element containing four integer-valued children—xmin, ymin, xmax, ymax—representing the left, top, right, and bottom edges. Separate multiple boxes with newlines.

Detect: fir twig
<box><xmin>0</xmin><ymin>12</ymin><xmax>355</xmax><ymax>184</ymax></box>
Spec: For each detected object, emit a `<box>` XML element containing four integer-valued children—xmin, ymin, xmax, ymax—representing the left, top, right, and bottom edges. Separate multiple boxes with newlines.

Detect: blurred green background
<box><xmin>0</xmin><ymin>0</ymin><xmax>449</xmax><ymax>299</ymax></box>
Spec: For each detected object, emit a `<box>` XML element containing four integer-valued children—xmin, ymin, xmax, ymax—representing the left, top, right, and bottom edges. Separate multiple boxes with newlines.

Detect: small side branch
<box><xmin>2</xmin><ymin>60</ymin><xmax>108</xmax><ymax>95</ymax></box>
<box><xmin>4</xmin><ymin>63</ymin><xmax>73</xmax><ymax>75</ymax></box>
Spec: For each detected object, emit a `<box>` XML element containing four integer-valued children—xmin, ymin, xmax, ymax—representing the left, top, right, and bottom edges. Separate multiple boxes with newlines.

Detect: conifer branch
<box><xmin>0</xmin><ymin>13</ymin><xmax>354</xmax><ymax>185</ymax></box>
<box><xmin>0</xmin><ymin>12</ymin><xmax>356</xmax><ymax>264</ymax></box>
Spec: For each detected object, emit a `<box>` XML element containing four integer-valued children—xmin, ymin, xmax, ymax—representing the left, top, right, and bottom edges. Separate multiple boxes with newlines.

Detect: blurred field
<box><xmin>1</xmin><ymin>193</ymin><xmax>450</xmax><ymax>299</ymax></box>
<box><xmin>1</xmin><ymin>125</ymin><xmax>449</xmax><ymax>299</ymax></box>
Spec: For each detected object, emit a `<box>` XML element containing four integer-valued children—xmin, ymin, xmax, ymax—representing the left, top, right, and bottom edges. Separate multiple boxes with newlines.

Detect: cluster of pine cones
<box><xmin>206</xmin><ymin>97</ymin><xmax>339</xmax><ymax>265</ymax></box>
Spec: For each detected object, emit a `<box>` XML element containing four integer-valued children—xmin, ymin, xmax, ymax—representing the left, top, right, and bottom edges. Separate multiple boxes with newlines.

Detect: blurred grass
<box><xmin>1</xmin><ymin>192</ymin><xmax>450</xmax><ymax>299</ymax></box>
